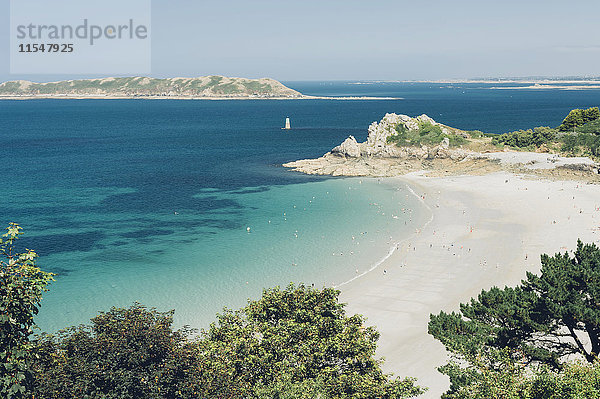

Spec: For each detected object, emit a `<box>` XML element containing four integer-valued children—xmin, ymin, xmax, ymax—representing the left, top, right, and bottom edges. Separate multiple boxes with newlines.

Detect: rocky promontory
<box><xmin>284</xmin><ymin>113</ymin><xmax>600</xmax><ymax>180</ymax></box>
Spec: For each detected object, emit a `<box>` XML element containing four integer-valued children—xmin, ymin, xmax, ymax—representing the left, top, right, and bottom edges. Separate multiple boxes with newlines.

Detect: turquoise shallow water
<box><xmin>35</xmin><ymin>177</ymin><xmax>427</xmax><ymax>331</ymax></box>
<box><xmin>1</xmin><ymin>82</ymin><xmax>599</xmax><ymax>332</ymax></box>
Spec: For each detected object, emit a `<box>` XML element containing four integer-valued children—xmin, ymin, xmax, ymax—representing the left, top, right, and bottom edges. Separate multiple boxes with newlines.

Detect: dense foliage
<box><xmin>490</xmin><ymin>126</ymin><xmax>556</xmax><ymax>148</ymax></box>
<box><xmin>442</xmin><ymin>357</ymin><xmax>600</xmax><ymax>399</ymax></box>
<box><xmin>30</xmin><ymin>285</ymin><xmax>423</xmax><ymax>398</ymax></box>
<box><xmin>561</xmin><ymin>132</ymin><xmax>600</xmax><ymax>156</ymax></box>
<box><xmin>429</xmin><ymin>240</ymin><xmax>600</xmax><ymax>397</ymax></box>
<box><xmin>560</xmin><ymin>118</ymin><xmax>600</xmax><ymax>156</ymax></box>
<box><xmin>387</xmin><ymin>121</ymin><xmax>467</xmax><ymax>147</ymax></box>
<box><xmin>575</xmin><ymin>118</ymin><xmax>600</xmax><ymax>135</ymax></box>
<box><xmin>0</xmin><ymin>224</ymin><xmax>54</xmax><ymax>398</ymax></box>
<box><xmin>31</xmin><ymin>305</ymin><xmax>199</xmax><ymax>398</ymax></box>
<box><xmin>558</xmin><ymin>107</ymin><xmax>600</xmax><ymax>132</ymax></box>
<box><xmin>489</xmin><ymin>107</ymin><xmax>600</xmax><ymax>157</ymax></box>
<box><xmin>195</xmin><ymin>284</ymin><xmax>424</xmax><ymax>398</ymax></box>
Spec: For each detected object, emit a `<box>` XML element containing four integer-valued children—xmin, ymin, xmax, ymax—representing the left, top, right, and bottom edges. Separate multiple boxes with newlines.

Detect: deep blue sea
<box><xmin>1</xmin><ymin>81</ymin><xmax>600</xmax><ymax>332</ymax></box>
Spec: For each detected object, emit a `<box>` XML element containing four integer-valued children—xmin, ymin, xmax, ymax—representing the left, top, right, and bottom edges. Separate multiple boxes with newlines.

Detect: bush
<box><xmin>31</xmin><ymin>304</ymin><xmax>200</xmax><ymax>399</ymax></box>
<box><xmin>443</xmin><ymin>359</ymin><xmax>600</xmax><ymax>399</ymax></box>
<box><xmin>558</xmin><ymin>107</ymin><xmax>600</xmax><ymax>132</ymax></box>
<box><xmin>0</xmin><ymin>224</ymin><xmax>53</xmax><ymax>399</ymax></box>
<box><xmin>575</xmin><ymin>118</ymin><xmax>600</xmax><ymax>135</ymax></box>
<box><xmin>465</xmin><ymin>130</ymin><xmax>485</xmax><ymax>138</ymax></box>
<box><xmin>559</xmin><ymin>132</ymin><xmax>600</xmax><ymax>156</ymax></box>
<box><xmin>491</xmin><ymin>127</ymin><xmax>556</xmax><ymax>149</ymax></box>
<box><xmin>387</xmin><ymin>121</ymin><xmax>466</xmax><ymax>147</ymax></box>
<box><xmin>197</xmin><ymin>284</ymin><xmax>424</xmax><ymax>398</ymax></box>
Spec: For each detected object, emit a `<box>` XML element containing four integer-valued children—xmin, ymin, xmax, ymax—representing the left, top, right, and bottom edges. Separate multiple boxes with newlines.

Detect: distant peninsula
<box><xmin>0</xmin><ymin>76</ymin><xmax>399</xmax><ymax>100</ymax></box>
<box><xmin>0</xmin><ymin>76</ymin><xmax>304</xmax><ymax>99</ymax></box>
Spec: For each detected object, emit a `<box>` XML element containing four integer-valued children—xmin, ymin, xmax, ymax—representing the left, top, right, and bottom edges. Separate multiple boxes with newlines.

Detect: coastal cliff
<box><xmin>0</xmin><ymin>76</ymin><xmax>303</xmax><ymax>99</ymax></box>
<box><xmin>284</xmin><ymin>113</ymin><xmax>600</xmax><ymax>180</ymax></box>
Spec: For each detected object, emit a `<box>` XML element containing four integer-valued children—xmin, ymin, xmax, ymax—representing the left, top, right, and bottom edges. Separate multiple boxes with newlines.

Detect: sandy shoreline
<box><xmin>339</xmin><ymin>171</ymin><xmax>600</xmax><ymax>398</ymax></box>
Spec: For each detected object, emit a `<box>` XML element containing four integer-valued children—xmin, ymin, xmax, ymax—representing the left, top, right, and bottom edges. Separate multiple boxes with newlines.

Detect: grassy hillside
<box><xmin>0</xmin><ymin>76</ymin><xmax>303</xmax><ymax>98</ymax></box>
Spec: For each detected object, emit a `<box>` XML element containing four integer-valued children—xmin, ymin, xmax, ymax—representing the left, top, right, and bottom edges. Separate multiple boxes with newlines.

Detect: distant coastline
<box><xmin>0</xmin><ymin>95</ymin><xmax>402</xmax><ymax>101</ymax></box>
<box><xmin>351</xmin><ymin>77</ymin><xmax>600</xmax><ymax>84</ymax></box>
<box><xmin>348</xmin><ymin>78</ymin><xmax>600</xmax><ymax>90</ymax></box>
<box><xmin>0</xmin><ymin>75</ymin><xmax>402</xmax><ymax>100</ymax></box>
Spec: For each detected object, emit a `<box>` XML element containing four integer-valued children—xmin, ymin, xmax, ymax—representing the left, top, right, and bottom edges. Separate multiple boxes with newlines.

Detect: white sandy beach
<box><xmin>340</xmin><ymin>172</ymin><xmax>600</xmax><ymax>398</ymax></box>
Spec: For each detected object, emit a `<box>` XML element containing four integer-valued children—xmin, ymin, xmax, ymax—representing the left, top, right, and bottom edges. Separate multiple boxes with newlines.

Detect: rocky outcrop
<box><xmin>283</xmin><ymin>113</ymin><xmax>600</xmax><ymax>180</ymax></box>
<box><xmin>332</xmin><ymin>136</ymin><xmax>361</xmax><ymax>157</ymax></box>
<box><xmin>329</xmin><ymin>113</ymin><xmax>458</xmax><ymax>158</ymax></box>
<box><xmin>283</xmin><ymin>113</ymin><xmax>480</xmax><ymax>176</ymax></box>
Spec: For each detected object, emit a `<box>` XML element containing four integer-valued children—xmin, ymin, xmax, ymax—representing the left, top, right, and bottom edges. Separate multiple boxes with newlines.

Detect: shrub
<box><xmin>31</xmin><ymin>304</ymin><xmax>200</xmax><ymax>399</ymax></box>
<box><xmin>0</xmin><ymin>224</ymin><xmax>53</xmax><ymax>399</ymax></box>
<box><xmin>558</xmin><ymin>107</ymin><xmax>600</xmax><ymax>132</ymax></box>
<box><xmin>491</xmin><ymin>127</ymin><xmax>556</xmax><ymax>149</ymax></box>
<box><xmin>387</xmin><ymin>121</ymin><xmax>466</xmax><ymax>147</ymax></box>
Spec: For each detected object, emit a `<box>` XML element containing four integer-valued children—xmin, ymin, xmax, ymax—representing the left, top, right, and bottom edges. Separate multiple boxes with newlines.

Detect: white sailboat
<box><xmin>282</xmin><ymin>117</ymin><xmax>291</xmax><ymax>130</ymax></box>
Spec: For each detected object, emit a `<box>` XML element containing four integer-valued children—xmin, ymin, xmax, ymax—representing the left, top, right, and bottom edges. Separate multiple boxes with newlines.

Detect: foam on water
<box><xmin>336</xmin><ymin>180</ymin><xmax>434</xmax><ymax>288</ymax></box>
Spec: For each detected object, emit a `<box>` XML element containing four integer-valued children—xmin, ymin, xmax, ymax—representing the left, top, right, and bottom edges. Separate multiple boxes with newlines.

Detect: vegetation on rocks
<box><xmin>387</xmin><ymin>121</ymin><xmax>467</xmax><ymax>147</ymax></box>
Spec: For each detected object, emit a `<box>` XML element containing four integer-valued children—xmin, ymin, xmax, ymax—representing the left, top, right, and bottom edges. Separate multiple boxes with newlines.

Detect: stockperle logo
<box><xmin>10</xmin><ymin>0</ymin><xmax>151</xmax><ymax>74</ymax></box>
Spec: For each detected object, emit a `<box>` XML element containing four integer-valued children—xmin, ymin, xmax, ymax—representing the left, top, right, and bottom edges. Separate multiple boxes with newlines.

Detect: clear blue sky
<box><xmin>2</xmin><ymin>0</ymin><xmax>600</xmax><ymax>82</ymax></box>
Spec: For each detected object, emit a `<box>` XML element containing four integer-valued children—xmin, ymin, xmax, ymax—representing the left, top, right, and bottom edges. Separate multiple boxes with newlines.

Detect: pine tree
<box><xmin>429</xmin><ymin>240</ymin><xmax>600</xmax><ymax>396</ymax></box>
<box><xmin>559</xmin><ymin>109</ymin><xmax>585</xmax><ymax>131</ymax></box>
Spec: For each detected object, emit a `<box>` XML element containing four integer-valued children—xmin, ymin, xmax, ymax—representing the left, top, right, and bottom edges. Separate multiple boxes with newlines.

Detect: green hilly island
<box><xmin>0</xmin><ymin>76</ymin><xmax>303</xmax><ymax>98</ymax></box>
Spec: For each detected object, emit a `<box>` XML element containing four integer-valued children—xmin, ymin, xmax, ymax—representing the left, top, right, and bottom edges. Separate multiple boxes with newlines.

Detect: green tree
<box><xmin>442</xmin><ymin>357</ymin><xmax>600</xmax><ymax>399</ymax></box>
<box><xmin>558</xmin><ymin>108</ymin><xmax>594</xmax><ymax>131</ymax></box>
<box><xmin>429</xmin><ymin>241</ymin><xmax>600</xmax><ymax>396</ymax></box>
<box><xmin>491</xmin><ymin>127</ymin><xmax>556</xmax><ymax>149</ymax></box>
<box><xmin>531</xmin><ymin>126</ymin><xmax>556</xmax><ymax>146</ymax></box>
<box><xmin>0</xmin><ymin>223</ymin><xmax>54</xmax><ymax>398</ymax></box>
<box><xmin>576</xmin><ymin>119</ymin><xmax>600</xmax><ymax>135</ymax></box>
<box><xmin>198</xmin><ymin>284</ymin><xmax>424</xmax><ymax>398</ymax></box>
<box><xmin>559</xmin><ymin>109</ymin><xmax>584</xmax><ymax>131</ymax></box>
<box><xmin>560</xmin><ymin>134</ymin><xmax>579</xmax><ymax>155</ymax></box>
<box><xmin>583</xmin><ymin>106</ymin><xmax>600</xmax><ymax>124</ymax></box>
<box><xmin>31</xmin><ymin>304</ymin><xmax>200</xmax><ymax>398</ymax></box>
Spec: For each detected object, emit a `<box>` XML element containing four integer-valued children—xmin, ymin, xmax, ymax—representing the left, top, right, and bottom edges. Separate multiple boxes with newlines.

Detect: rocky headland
<box><xmin>284</xmin><ymin>113</ymin><xmax>600</xmax><ymax>181</ymax></box>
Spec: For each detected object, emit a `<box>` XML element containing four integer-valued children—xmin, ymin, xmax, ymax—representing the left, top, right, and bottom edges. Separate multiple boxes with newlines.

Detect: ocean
<box><xmin>1</xmin><ymin>81</ymin><xmax>600</xmax><ymax>332</ymax></box>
